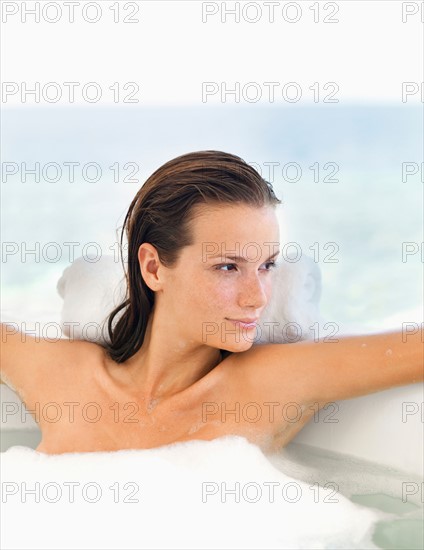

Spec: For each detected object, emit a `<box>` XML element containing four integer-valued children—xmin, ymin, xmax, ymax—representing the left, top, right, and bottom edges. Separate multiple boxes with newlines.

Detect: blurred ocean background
<box><xmin>1</xmin><ymin>105</ymin><xmax>422</xmax><ymax>334</ymax></box>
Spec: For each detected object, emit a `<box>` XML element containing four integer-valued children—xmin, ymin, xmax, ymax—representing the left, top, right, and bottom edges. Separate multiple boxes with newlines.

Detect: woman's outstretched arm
<box><xmin>233</xmin><ymin>327</ymin><xmax>424</xmax><ymax>406</ymax></box>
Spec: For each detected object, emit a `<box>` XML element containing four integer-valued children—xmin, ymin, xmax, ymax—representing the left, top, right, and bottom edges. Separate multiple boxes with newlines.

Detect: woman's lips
<box><xmin>226</xmin><ymin>318</ymin><xmax>258</xmax><ymax>329</ymax></box>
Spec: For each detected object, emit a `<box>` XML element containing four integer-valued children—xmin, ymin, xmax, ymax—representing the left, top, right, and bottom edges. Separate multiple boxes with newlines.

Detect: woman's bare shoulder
<box><xmin>222</xmin><ymin>342</ymin><xmax>311</xmax><ymax>399</ymax></box>
<box><xmin>0</xmin><ymin>324</ymin><xmax>107</xmax><ymax>406</ymax></box>
<box><xmin>42</xmin><ymin>338</ymin><xmax>108</xmax><ymax>383</ymax></box>
<box><xmin>226</xmin><ymin>341</ymin><xmax>310</xmax><ymax>373</ymax></box>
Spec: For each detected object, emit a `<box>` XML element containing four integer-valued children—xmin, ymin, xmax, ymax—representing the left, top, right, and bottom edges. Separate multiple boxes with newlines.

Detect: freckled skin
<box><xmin>155</xmin><ymin>203</ymin><xmax>280</xmax><ymax>357</ymax></box>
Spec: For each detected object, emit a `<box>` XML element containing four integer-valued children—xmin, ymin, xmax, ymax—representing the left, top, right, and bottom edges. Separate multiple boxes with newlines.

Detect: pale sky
<box><xmin>1</xmin><ymin>0</ymin><xmax>423</xmax><ymax>105</ymax></box>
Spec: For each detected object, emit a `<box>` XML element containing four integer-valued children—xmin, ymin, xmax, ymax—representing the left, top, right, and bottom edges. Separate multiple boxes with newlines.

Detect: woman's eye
<box><xmin>264</xmin><ymin>261</ymin><xmax>277</xmax><ymax>270</ymax></box>
<box><xmin>216</xmin><ymin>263</ymin><xmax>237</xmax><ymax>271</ymax></box>
<box><xmin>216</xmin><ymin>261</ymin><xmax>278</xmax><ymax>272</ymax></box>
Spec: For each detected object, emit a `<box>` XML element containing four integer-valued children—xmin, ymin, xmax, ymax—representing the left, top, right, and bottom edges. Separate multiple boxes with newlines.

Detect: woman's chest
<box><xmin>34</xmin><ymin>362</ymin><xmax>312</xmax><ymax>454</ymax></box>
<box><xmin>36</xmin><ymin>397</ymin><xmax>312</xmax><ymax>455</ymax></box>
<box><xmin>35</xmin><ymin>381</ymin><xmax>208</xmax><ymax>452</ymax></box>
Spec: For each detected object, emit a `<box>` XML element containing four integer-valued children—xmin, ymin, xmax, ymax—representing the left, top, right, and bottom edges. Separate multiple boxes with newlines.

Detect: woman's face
<box><xmin>161</xmin><ymin>203</ymin><xmax>281</xmax><ymax>353</ymax></box>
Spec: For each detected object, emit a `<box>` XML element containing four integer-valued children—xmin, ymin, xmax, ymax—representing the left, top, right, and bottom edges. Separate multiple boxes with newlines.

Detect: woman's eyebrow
<box><xmin>209</xmin><ymin>250</ymin><xmax>281</xmax><ymax>262</ymax></box>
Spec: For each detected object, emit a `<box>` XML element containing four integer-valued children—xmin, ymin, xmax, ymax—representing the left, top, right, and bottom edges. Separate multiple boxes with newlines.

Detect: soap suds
<box><xmin>1</xmin><ymin>436</ymin><xmax>381</xmax><ymax>549</ymax></box>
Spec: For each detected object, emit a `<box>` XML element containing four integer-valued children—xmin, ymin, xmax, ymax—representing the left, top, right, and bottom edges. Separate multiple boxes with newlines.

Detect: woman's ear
<box><xmin>137</xmin><ymin>243</ymin><xmax>163</xmax><ymax>291</ymax></box>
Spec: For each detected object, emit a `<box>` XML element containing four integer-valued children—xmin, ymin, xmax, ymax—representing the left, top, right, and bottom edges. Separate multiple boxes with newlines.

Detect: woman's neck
<box><xmin>114</xmin><ymin>313</ymin><xmax>224</xmax><ymax>401</ymax></box>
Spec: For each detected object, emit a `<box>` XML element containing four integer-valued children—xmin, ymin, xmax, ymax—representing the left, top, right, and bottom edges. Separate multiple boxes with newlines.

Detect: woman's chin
<box><xmin>222</xmin><ymin>339</ymin><xmax>255</xmax><ymax>353</ymax></box>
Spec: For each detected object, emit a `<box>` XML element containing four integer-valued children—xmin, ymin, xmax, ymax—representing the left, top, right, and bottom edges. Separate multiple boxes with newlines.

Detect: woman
<box><xmin>1</xmin><ymin>150</ymin><xmax>422</xmax><ymax>454</ymax></box>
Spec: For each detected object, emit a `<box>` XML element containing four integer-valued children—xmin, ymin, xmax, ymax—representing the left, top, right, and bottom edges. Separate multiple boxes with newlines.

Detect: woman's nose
<box><xmin>238</xmin><ymin>273</ymin><xmax>268</xmax><ymax>309</ymax></box>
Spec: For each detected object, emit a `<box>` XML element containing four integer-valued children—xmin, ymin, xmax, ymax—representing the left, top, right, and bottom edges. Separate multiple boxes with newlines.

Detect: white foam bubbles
<box><xmin>0</xmin><ymin>435</ymin><xmax>384</xmax><ymax>549</ymax></box>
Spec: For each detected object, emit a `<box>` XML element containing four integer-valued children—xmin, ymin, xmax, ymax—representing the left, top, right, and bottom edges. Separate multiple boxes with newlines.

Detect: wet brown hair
<box><xmin>104</xmin><ymin>150</ymin><xmax>281</xmax><ymax>363</ymax></box>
